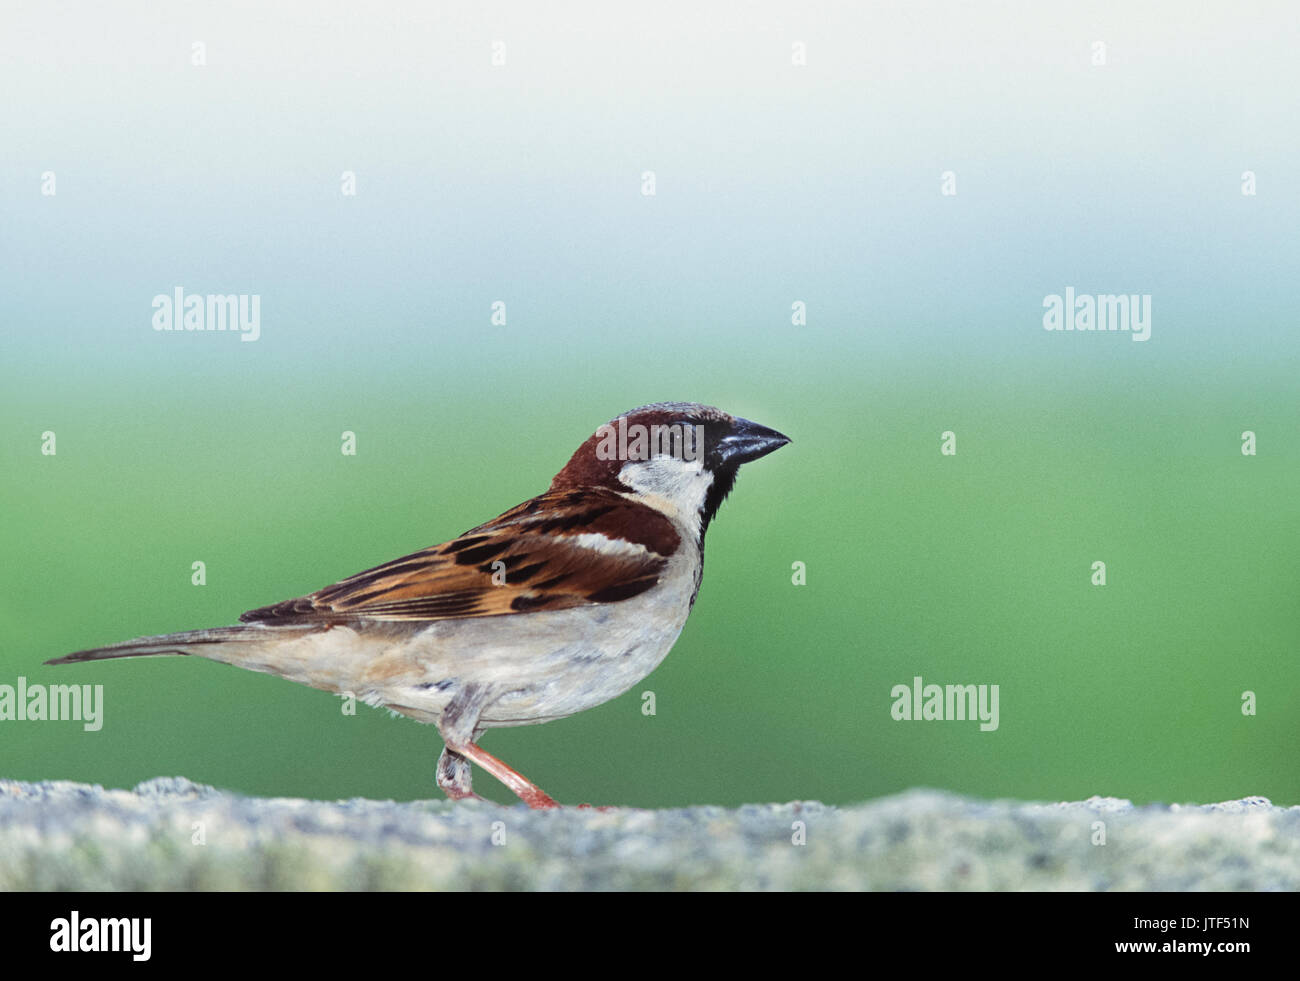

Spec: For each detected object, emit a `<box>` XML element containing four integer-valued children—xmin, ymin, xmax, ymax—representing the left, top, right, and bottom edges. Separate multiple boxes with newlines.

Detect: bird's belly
<box><xmin>475</xmin><ymin>632</ymin><xmax>676</xmax><ymax>727</ymax></box>
<box><xmin>367</xmin><ymin>573</ymin><xmax>694</xmax><ymax>728</ymax></box>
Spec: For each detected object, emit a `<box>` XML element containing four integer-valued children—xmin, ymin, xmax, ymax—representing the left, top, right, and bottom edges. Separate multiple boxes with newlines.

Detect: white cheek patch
<box><xmin>618</xmin><ymin>457</ymin><xmax>714</xmax><ymax>537</ymax></box>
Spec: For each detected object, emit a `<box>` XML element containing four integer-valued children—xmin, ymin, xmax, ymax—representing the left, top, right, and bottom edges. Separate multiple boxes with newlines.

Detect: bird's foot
<box><xmin>449</xmin><ymin>741</ymin><xmax>561</xmax><ymax>809</ymax></box>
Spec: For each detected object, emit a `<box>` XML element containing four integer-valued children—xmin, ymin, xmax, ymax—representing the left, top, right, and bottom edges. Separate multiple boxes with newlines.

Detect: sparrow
<box><xmin>47</xmin><ymin>402</ymin><xmax>790</xmax><ymax>807</ymax></box>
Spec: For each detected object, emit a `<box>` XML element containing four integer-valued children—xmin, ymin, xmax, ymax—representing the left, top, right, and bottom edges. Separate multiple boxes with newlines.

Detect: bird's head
<box><xmin>552</xmin><ymin>402</ymin><xmax>790</xmax><ymax>542</ymax></box>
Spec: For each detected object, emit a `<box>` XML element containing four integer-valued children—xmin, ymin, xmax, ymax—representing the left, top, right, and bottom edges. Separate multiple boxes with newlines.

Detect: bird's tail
<box><xmin>46</xmin><ymin>626</ymin><xmax>270</xmax><ymax>665</ymax></box>
<box><xmin>46</xmin><ymin>623</ymin><xmax>368</xmax><ymax>698</ymax></box>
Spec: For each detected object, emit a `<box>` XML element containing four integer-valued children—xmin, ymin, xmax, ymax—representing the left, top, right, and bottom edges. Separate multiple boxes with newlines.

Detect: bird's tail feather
<box><xmin>46</xmin><ymin>626</ymin><xmax>267</xmax><ymax>665</ymax></box>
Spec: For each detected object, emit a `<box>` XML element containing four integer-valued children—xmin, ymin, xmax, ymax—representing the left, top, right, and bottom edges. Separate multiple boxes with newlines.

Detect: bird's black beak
<box><xmin>717</xmin><ymin>416</ymin><xmax>791</xmax><ymax>466</ymax></box>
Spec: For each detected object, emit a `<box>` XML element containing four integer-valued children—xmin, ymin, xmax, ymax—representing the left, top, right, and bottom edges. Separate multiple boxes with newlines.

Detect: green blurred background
<box><xmin>2</xmin><ymin>2</ymin><xmax>1297</xmax><ymax>807</ymax></box>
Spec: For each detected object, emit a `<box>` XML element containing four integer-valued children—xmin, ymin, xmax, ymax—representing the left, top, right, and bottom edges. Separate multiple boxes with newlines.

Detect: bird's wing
<box><xmin>239</xmin><ymin>488</ymin><xmax>681</xmax><ymax>625</ymax></box>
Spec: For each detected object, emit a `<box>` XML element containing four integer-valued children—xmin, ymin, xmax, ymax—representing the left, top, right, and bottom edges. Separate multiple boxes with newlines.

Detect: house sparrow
<box><xmin>47</xmin><ymin>402</ymin><xmax>790</xmax><ymax>807</ymax></box>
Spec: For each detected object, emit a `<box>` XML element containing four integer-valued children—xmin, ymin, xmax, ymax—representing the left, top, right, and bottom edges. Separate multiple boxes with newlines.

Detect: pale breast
<box><xmin>363</xmin><ymin>542</ymin><xmax>701</xmax><ymax>728</ymax></box>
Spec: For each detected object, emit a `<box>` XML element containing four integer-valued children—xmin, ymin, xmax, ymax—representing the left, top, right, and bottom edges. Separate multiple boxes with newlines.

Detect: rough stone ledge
<box><xmin>1</xmin><ymin>777</ymin><xmax>1296</xmax><ymax>890</ymax></box>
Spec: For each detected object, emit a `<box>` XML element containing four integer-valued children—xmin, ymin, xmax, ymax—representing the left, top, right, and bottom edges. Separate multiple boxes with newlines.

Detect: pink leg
<box><xmin>451</xmin><ymin>742</ymin><xmax>560</xmax><ymax>809</ymax></box>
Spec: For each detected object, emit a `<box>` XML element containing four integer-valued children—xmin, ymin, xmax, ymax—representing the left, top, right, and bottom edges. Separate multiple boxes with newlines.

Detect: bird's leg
<box><xmin>436</xmin><ymin>746</ymin><xmax>484</xmax><ymax>802</ymax></box>
<box><xmin>436</xmin><ymin>682</ymin><xmax>559</xmax><ymax>808</ymax></box>
<box><xmin>446</xmin><ymin>740</ymin><xmax>560</xmax><ymax>809</ymax></box>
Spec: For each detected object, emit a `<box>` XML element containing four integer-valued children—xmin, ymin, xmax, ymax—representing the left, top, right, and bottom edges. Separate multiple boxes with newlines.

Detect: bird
<box><xmin>47</xmin><ymin>402</ymin><xmax>790</xmax><ymax>807</ymax></box>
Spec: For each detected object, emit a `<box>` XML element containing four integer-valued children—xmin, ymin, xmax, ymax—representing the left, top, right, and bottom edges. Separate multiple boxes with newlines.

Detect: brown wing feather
<box><xmin>239</xmin><ymin>489</ymin><xmax>681</xmax><ymax>625</ymax></box>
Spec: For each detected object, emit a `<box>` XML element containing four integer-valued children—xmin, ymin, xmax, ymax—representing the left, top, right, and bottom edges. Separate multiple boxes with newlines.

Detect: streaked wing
<box><xmin>239</xmin><ymin>488</ymin><xmax>681</xmax><ymax>625</ymax></box>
